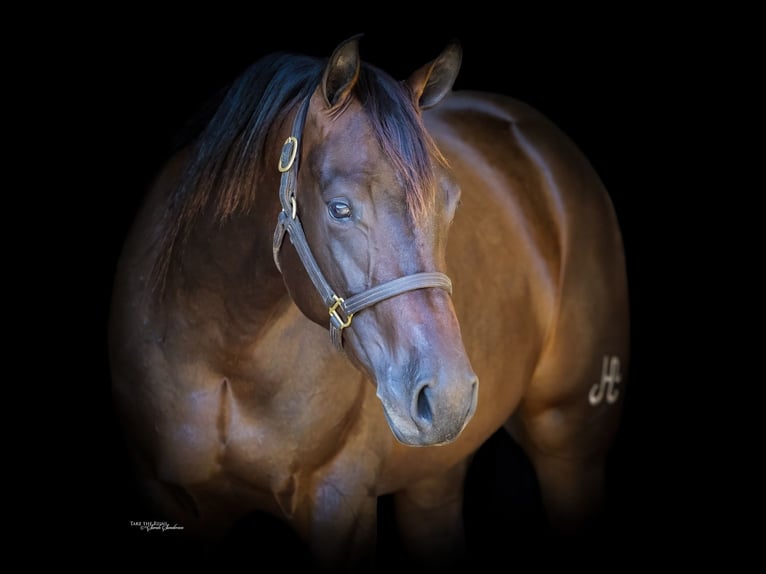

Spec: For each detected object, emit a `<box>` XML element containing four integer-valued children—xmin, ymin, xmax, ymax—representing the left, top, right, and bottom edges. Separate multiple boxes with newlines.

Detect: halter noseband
<box><xmin>272</xmin><ymin>92</ymin><xmax>453</xmax><ymax>350</ymax></box>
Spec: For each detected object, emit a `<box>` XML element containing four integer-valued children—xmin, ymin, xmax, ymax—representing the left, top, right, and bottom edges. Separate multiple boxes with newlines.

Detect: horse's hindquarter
<box><xmin>425</xmin><ymin>91</ymin><xmax>630</xmax><ymax>458</ymax></box>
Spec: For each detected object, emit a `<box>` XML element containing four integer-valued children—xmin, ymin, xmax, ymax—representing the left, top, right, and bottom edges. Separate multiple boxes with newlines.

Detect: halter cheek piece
<box><xmin>272</xmin><ymin>93</ymin><xmax>453</xmax><ymax>351</ymax></box>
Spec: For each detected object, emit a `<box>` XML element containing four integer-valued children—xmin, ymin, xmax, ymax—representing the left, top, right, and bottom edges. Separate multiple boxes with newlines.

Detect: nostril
<box><xmin>414</xmin><ymin>382</ymin><xmax>433</xmax><ymax>425</ymax></box>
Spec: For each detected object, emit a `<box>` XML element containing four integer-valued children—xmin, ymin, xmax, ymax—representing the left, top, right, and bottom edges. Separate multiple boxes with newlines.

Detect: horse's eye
<box><xmin>328</xmin><ymin>200</ymin><xmax>352</xmax><ymax>220</ymax></box>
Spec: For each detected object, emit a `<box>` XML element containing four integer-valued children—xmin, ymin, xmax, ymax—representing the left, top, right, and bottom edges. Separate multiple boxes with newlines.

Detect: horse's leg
<box><xmin>296</xmin><ymin>480</ymin><xmax>378</xmax><ymax>572</ymax></box>
<box><xmin>522</xmin><ymin>436</ymin><xmax>605</xmax><ymax>531</ymax></box>
<box><xmin>312</xmin><ymin>490</ymin><xmax>377</xmax><ymax>569</ymax></box>
<box><xmin>507</xmin><ymin>405</ymin><xmax>616</xmax><ymax>536</ymax></box>
<box><xmin>392</xmin><ymin>457</ymin><xmax>471</xmax><ymax>566</ymax></box>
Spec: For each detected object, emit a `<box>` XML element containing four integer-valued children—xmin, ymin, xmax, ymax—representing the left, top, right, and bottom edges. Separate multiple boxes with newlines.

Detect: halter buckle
<box><xmin>329</xmin><ymin>295</ymin><xmax>354</xmax><ymax>330</ymax></box>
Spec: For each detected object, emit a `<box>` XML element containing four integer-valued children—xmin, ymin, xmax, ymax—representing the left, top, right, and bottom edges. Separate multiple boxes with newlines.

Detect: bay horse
<box><xmin>109</xmin><ymin>35</ymin><xmax>629</xmax><ymax>570</ymax></box>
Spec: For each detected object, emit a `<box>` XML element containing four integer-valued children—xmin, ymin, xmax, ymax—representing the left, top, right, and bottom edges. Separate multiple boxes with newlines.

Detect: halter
<box><xmin>272</xmin><ymin>92</ymin><xmax>453</xmax><ymax>350</ymax></box>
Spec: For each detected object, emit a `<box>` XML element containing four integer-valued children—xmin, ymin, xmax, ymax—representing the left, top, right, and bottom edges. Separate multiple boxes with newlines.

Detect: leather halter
<box><xmin>272</xmin><ymin>92</ymin><xmax>453</xmax><ymax>350</ymax></box>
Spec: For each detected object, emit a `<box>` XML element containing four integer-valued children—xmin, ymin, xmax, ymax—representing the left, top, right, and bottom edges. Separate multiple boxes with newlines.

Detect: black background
<box><xmin>82</xmin><ymin>16</ymin><xmax>719</xmax><ymax>569</ymax></box>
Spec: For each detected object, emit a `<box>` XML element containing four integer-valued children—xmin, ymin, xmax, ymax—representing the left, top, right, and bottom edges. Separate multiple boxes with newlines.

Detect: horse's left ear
<box><xmin>322</xmin><ymin>34</ymin><xmax>362</xmax><ymax>108</ymax></box>
<box><xmin>405</xmin><ymin>40</ymin><xmax>462</xmax><ymax>110</ymax></box>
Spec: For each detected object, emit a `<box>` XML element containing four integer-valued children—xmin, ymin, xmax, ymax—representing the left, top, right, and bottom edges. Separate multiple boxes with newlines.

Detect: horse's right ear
<box><xmin>322</xmin><ymin>34</ymin><xmax>362</xmax><ymax>108</ymax></box>
<box><xmin>405</xmin><ymin>40</ymin><xmax>462</xmax><ymax>110</ymax></box>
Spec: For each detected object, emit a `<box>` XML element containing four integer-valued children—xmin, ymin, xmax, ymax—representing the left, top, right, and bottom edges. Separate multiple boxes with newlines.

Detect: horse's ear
<box><xmin>405</xmin><ymin>40</ymin><xmax>462</xmax><ymax>110</ymax></box>
<box><xmin>322</xmin><ymin>34</ymin><xmax>362</xmax><ymax>108</ymax></box>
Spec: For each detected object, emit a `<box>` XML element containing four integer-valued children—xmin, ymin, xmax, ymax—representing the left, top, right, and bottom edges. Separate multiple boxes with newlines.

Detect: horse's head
<box><xmin>275</xmin><ymin>37</ymin><xmax>477</xmax><ymax>446</ymax></box>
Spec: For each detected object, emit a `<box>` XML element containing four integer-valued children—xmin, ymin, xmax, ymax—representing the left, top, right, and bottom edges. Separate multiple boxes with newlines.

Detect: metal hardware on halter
<box><xmin>278</xmin><ymin>136</ymin><xmax>298</xmax><ymax>172</ymax></box>
<box><xmin>329</xmin><ymin>295</ymin><xmax>354</xmax><ymax>330</ymax></box>
<box><xmin>272</xmin><ymin>89</ymin><xmax>453</xmax><ymax>351</ymax></box>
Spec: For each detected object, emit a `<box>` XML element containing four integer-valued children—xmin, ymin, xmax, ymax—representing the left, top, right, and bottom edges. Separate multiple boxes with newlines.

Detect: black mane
<box><xmin>152</xmin><ymin>51</ymin><xmax>445</xmax><ymax>292</ymax></box>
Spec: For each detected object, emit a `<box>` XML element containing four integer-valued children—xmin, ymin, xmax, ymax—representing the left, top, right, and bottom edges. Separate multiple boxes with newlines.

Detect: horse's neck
<box><xmin>169</xmin><ymin>198</ymin><xmax>289</xmax><ymax>341</ymax></box>
<box><xmin>160</xmin><ymin>194</ymin><xmax>367</xmax><ymax>422</ymax></box>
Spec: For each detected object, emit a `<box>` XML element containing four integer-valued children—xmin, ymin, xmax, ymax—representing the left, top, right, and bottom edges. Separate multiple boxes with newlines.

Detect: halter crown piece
<box><xmin>272</xmin><ymin>92</ymin><xmax>453</xmax><ymax>350</ymax></box>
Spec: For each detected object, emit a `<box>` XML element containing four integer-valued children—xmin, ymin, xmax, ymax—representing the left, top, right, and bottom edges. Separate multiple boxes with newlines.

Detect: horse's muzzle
<box><xmin>378</xmin><ymin>373</ymin><xmax>479</xmax><ymax>446</ymax></box>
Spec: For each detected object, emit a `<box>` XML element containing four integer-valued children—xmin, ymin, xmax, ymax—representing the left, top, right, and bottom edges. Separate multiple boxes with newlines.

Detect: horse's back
<box><xmin>426</xmin><ymin>90</ymin><xmax>630</xmax><ymax>459</ymax></box>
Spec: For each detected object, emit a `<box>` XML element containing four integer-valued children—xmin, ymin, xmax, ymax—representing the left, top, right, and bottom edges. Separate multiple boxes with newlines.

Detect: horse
<box><xmin>109</xmin><ymin>35</ymin><xmax>630</xmax><ymax>571</ymax></box>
